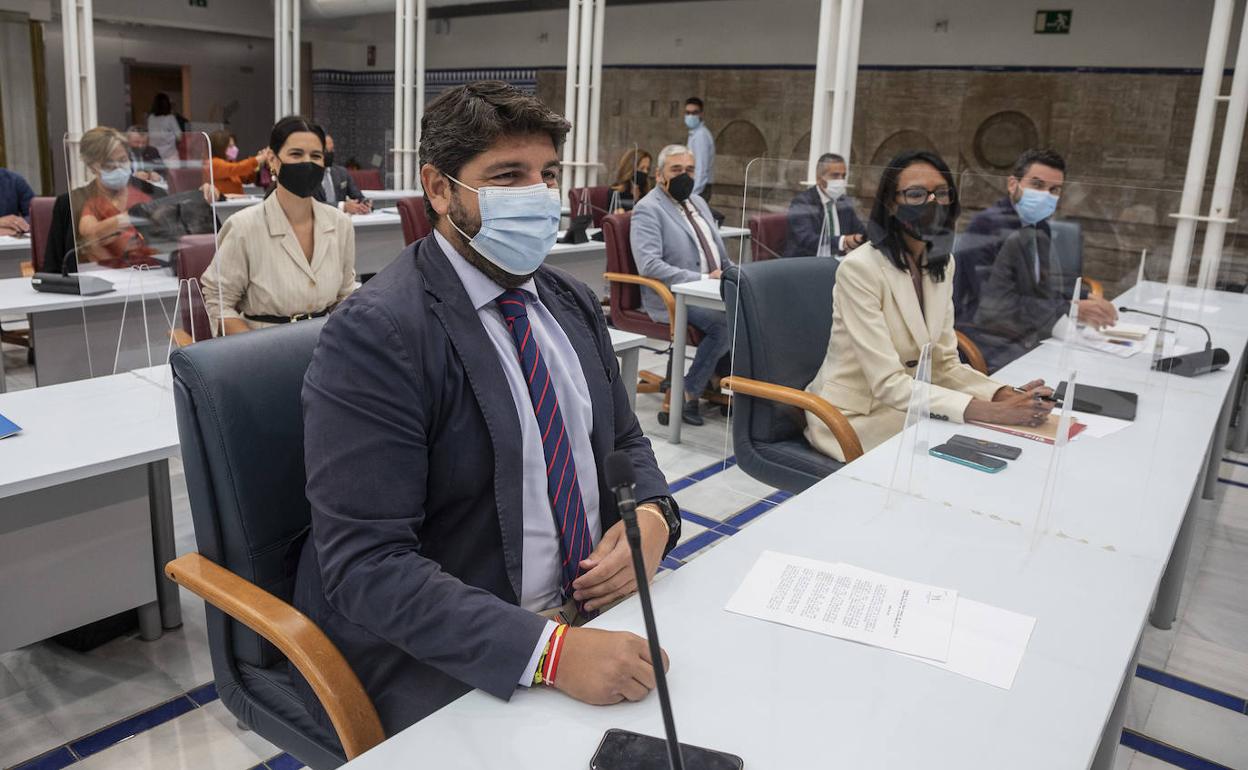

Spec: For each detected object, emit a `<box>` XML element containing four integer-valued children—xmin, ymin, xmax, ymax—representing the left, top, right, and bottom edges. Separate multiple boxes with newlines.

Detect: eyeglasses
<box><xmin>896</xmin><ymin>186</ymin><xmax>955</xmax><ymax>206</ymax></box>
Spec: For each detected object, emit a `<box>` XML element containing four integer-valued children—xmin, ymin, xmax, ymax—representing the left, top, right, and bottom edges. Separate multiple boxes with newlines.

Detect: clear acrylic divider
<box><xmin>884</xmin><ymin>343</ymin><xmax>932</xmax><ymax>509</ymax></box>
<box><xmin>60</xmin><ymin>129</ymin><xmax>218</xmax><ymax>387</ymax></box>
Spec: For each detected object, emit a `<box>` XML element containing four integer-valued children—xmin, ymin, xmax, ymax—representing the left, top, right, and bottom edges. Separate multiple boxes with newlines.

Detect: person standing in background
<box><xmin>684</xmin><ymin>97</ymin><xmax>715</xmax><ymax>201</ymax></box>
<box><xmin>146</xmin><ymin>93</ymin><xmax>183</xmax><ymax>166</ymax></box>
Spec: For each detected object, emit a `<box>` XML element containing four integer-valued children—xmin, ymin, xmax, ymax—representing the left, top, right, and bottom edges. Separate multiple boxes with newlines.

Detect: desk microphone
<box><xmin>599</xmin><ymin>453</ymin><xmax>743</xmax><ymax>770</ymax></box>
<box><xmin>604</xmin><ymin>451</ymin><xmax>685</xmax><ymax>770</ymax></box>
<box><xmin>1117</xmin><ymin>306</ymin><xmax>1229</xmax><ymax>377</ymax></box>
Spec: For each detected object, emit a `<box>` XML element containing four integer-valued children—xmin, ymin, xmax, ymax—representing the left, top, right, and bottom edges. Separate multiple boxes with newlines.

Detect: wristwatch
<box><xmin>641</xmin><ymin>495</ymin><xmax>682</xmax><ymax>554</ymax></box>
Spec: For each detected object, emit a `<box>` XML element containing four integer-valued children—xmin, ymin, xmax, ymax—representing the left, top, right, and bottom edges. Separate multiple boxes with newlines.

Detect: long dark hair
<box><xmin>150</xmin><ymin>92</ymin><xmax>172</xmax><ymax>116</ymax></box>
<box><xmin>868</xmin><ymin>149</ymin><xmax>961</xmax><ymax>282</ymax></box>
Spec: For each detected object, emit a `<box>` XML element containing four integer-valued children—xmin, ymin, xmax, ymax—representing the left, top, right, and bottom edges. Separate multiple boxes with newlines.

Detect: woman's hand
<box><xmin>966</xmin><ymin>392</ymin><xmax>1053</xmax><ymax>427</ymax></box>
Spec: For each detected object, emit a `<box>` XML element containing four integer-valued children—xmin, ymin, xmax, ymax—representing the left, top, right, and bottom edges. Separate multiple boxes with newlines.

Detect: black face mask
<box><xmin>894</xmin><ymin>201</ymin><xmax>954</xmax><ymax>257</ymax></box>
<box><xmin>633</xmin><ymin>170</ymin><xmax>648</xmax><ymax>189</ymax></box>
<box><xmin>666</xmin><ymin>172</ymin><xmax>694</xmax><ymax>203</ymax></box>
<box><xmin>277</xmin><ymin>161</ymin><xmax>324</xmax><ymax>198</ymax></box>
<box><xmin>323</xmin><ymin>152</ymin><xmax>335</xmax><ymax>168</ymax></box>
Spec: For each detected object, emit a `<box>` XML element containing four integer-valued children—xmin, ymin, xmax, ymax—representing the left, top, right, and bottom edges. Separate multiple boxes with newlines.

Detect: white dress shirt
<box><xmin>679</xmin><ymin>200</ymin><xmax>723</xmax><ymax>276</ymax></box>
<box><xmin>435</xmin><ymin>229</ymin><xmax>601</xmax><ymax>687</ymax></box>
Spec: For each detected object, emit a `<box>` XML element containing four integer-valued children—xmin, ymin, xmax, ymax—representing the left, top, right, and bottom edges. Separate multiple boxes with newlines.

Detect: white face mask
<box><xmin>823</xmin><ymin>179</ymin><xmax>847</xmax><ymax>200</ymax></box>
<box><xmin>445</xmin><ymin>174</ymin><xmax>562</xmax><ymax>276</ymax></box>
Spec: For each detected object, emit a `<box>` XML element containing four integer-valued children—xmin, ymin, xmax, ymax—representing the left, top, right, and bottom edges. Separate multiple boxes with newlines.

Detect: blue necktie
<box><xmin>496</xmin><ymin>289</ymin><xmax>593</xmax><ymax>600</ymax></box>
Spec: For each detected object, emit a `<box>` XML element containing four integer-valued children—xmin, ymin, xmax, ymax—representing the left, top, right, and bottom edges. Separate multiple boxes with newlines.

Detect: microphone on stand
<box><xmin>596</xmin><ymin>452</ymin><xmax>743</xmax><ymax>770</ymax></box>
<box><xmin>1117</xmin><ymin>306</ymin><xmax>1228</xmax><ymax>377</ymax></box>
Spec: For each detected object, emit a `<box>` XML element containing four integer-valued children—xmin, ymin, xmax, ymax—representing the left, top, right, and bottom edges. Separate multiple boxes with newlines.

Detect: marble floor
<box><xmin>2</xmin><ymin>343</ymin><xmax>1247</xmax><ymax>769</ymax></box>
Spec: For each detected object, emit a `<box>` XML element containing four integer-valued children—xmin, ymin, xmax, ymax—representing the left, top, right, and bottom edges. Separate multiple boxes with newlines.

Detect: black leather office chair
<box><xmin>167</xmin><ymin>319</ymin><xmax>382</xmax><ymax>768</ymax></box>
<box><xmin>721</xmin><ymin>258</ymin><xmax>864</xmax><ymax>493</ymax></box>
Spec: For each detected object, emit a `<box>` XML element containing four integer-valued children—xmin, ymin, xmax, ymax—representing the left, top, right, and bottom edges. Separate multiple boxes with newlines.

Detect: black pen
<box><xmin>1013</xmin><ymin>386</ymin><xmax>1059</xmax><ymax>403</ymax></box>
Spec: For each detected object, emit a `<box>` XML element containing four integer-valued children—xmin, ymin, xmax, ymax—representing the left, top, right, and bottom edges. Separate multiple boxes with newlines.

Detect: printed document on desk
<box><xmin>726</xmin><ymin>551</ymin><xmax>957</xmax><ymax>661</ymax></box>
<box><xmin>901</xmin><ymin>598</ymin><xmax>1036</xmax><ymax>690</ymax></box>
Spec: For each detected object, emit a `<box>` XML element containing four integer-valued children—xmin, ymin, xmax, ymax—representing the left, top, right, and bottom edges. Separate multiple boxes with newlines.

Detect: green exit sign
<box><xmin>1035</xmin><ymin>9</ymin><xmax>1072</xmax><ymax>34</ymax></box>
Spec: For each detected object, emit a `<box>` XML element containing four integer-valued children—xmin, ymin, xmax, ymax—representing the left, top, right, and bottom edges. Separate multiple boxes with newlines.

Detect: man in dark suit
<box><xmin>784</xmin><ymin>152</ymin><xmax>865</xmax><ymax>257</ymax></box>
<box><xmin>955</xmin><ymin>148</ymin><xmax>1116</xmax><ymax>371</ymax></box>
<box><xmin>292</xmin><ymin>81</ymin><xmax>681</xmax><ymax>737</ymax></box>
<box><xmin>314</xmin><ymin>133</ymin><xmax>372</xmax><ymax>214</ymax></box>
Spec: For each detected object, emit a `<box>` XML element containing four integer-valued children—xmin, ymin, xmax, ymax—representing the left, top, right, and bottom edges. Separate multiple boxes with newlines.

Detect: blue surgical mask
<box><xmin>1015</xmin><ymin>187</ymin><xmax>1058</xmax><ymax>225</ymax></box>
<box><xmin>446</xmin><ymin>175</ymin><xmax>562</xmax><ymax>276</ymax></box>
<box><xmin>684</xmin><ymin>114</ymin><xmax>701</xmax><ymax>130</ymax></box>
<box><xmin>99</xmin><ymin>166</ymin><xmax>131</xmax><ymax>191</ymax></box>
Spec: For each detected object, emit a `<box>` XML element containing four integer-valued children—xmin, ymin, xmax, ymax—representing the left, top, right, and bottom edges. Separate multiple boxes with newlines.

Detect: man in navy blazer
<box><xmin>292</xmin><ymin>82</ymin><xmax>681</xmax><ymax>737</ymax></box>
<box><xmin>631</xmin><ymin>143</ymin><xmax>733</xmax><ymax>426</ymax></box>
<box><xmin>784</xmin><ymin>152</ymin><xmax>865</xmax><ymax>257</ymax></box>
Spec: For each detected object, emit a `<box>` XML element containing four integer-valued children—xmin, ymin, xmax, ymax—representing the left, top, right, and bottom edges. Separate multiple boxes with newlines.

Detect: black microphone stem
<box><xmin>1118</xmin><ymin>306</ymin><xmax>1212</xmax><ymax>351</ymax></box>
<box><xmin>619</xmin><ymin>496</ymin><xmax>684</xmax><ymax>770</ymax></box>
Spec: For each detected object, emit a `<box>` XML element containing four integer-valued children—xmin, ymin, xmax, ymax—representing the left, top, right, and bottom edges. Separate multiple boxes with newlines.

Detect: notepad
<box><xmin>0</xmin><ymin>413</ymin><xmax>22</xmax><ymax>439</ymax></box>
<box><xmin>970</xmin><ymin>413</ymin><xmax>1086</xmax><ymax>445</ymax></box>
<box><xmin>1100</xmin><ymin>322</ymin><xmax>1150</xmax><ymax>341</ymax></box>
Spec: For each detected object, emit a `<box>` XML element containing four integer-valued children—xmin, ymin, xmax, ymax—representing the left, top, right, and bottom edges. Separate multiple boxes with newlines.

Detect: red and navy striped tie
<box><xmin>496</xmin><ymin>289</ymin><xmax>593</xmax><ymax>601</ymax></box>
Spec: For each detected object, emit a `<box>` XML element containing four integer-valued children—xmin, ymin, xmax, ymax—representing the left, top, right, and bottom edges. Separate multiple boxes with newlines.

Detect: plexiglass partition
<box><xmin>50</xmin><ymin>128</ymin><xmax>218</xmax><ymax>386</ymax></box>
<box><xmin>715</xmin><ymin>155</ymin><xmax>1195</xmax><ymax>563</ymax></box>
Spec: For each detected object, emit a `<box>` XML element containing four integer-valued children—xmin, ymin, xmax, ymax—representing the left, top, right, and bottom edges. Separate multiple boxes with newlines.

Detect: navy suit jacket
<box><xmin>784</xmin><ymin>186</ymin><xmax>865</xmax><ymax>257</ymax></box>
<box><xmin>291</xmin><ymin>235</ymin><xmax>676</xmax><ymax>736</ymax></box>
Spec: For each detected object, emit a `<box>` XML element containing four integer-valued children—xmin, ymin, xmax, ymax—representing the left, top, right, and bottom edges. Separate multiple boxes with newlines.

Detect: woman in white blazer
<box><xmin>201</xmin><ymin>116</ymin><xmax>356</xmax><ymax>335</ymax></box>
<box><xmin>805</xmin><ymin>150</ymin><xmax>1054</xmax><ymax>462</ymax></box>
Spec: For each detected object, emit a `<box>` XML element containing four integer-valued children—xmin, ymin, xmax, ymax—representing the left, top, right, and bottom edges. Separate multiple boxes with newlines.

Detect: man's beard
<box><xmin>448</xmin><ymin>194</ymin><xmax>537</xmax><ymax>290</ymax></box>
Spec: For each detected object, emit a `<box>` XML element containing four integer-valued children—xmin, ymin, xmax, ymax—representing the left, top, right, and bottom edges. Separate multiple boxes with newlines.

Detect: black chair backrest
<box><xmin>171</xmin><ymin>319</ymin><xmax>326</xmax><ymax>668</ymax></box>
<box><xmin>723</xmin><ymin>257</ymin><xmax>838</xmax><ymax>445</ymax></box>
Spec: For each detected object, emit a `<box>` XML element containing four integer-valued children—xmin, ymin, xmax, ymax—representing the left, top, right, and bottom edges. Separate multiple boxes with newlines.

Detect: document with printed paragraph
<box><xmin>725</xmin><ymin>551</ymin><xmax>957</xmax><ymax>662</ymax></box>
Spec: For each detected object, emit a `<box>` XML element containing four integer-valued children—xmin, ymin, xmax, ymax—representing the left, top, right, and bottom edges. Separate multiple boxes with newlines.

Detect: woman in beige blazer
<box><xmin>806</xmin><ymin>150</ymin><xmax>1054</xmax><ymax>462</ymax></box>
<box><xmin>202</xmin><ymin>116</ymin><xmax>355</xmax><ymax>335</ymax></box>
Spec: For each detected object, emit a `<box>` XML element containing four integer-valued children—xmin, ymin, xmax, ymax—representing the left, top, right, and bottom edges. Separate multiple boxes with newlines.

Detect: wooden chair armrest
<box><xmin>20</xmin><ymin>261</ymin><xmax>33</xmax><ymax>278</ymax></box>
<box><xmin>170</xmin><ymin>328</ymin><xmax>196</xmax><ymax>348</ymax></box>
<box><xmin>165</xmin><ymin>553</ymin><xmax>384</xmax><ymax>759</ymax></box>
<box><xmin>604</xmin><ymin>272</ymin><xmax>677</xmax><ymax>329</ymax></box>
<box><xmin>720</xmin><ymin>375</ymin><xmax>864</xmax><ymax>462</ymax></box>
<box><xmin>1083</xmin><ymin>276</ymin><xmax>1104</xmax><ymax>299</ymax></box>
<box><xmin>955</xmin><ymin>330</ymin><xmax>988</xmax><ymax>375</ymax></box>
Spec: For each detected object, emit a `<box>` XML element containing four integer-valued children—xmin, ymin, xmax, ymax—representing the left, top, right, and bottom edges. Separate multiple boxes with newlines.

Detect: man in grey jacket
<box><xmin>631</xmin><ymin>143</ymin><xmax>732</xmax><ymax>426</ymax></box>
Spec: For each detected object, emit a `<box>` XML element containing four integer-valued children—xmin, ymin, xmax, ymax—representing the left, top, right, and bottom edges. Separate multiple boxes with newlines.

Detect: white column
<box><xmin>291</xmin><ymin>0</ymin><xmax>301</xmax><ymax>115</ymax></box>
<box><xmin>826</xmin><ymin>0</ymin><xmax>855</xmax><ymax>162</ymax></box>
<box><xmin>61</xmin><ymin>0</ymin><xmax>97</xmax><ymax>186</ymax></box>
<box><xmin>805</xmin><ymin>0</ymin><xmax>840</xmax><ymax>184</ymax></box>
<box><xmin>560</xmin><ymin>0</ymin><xmax>582</xmax><ymax>199</ymax></box>
<box><xmin>1196</xmin><ymin>0</ymin><xmax>1248</xmax><ymax>290</ymax></box>
<box><xmin>586</xmin><ymin>0</ymin><xmax>605</xmax><ymax>187</ymax></box>
<box><xmin>571</xmin><ymin>0</ymin><xmax>594</xmax><ymax>191</ymax></box>
<box><xmin>1168</xmin><ymin>0</ymin><xmax>1235</xmax><ymax>285</ymax></box>
<box><xmin>840</xmin><ymin>0</ymin><xmax>863</xmax><ymax>167</ymax></box>
<box><xmin>392</xmin><ymin>0</ymin><xmax>423</xmax><ymax>190</ymax></box>
<box><xmin>273</xmin><ymin>0</ymin><xmax>300</xmax><ymax>118</ymax></box>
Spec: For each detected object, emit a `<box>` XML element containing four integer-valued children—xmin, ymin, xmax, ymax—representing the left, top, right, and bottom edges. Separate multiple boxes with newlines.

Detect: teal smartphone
<box><xmin>930</xmin><ymin>442</ymin><xmax>1007</xmax><ymax>473</ymax></box>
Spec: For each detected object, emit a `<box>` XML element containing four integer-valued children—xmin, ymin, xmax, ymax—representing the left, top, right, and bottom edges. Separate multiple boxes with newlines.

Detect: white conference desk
<box><xmin>339</xmin><ymin>280</ymin><xmax>1248</xmax><ymax>770</ymax></box>
<box><xmin>0</xmin><ymin>268</ymin><xmax>181</xmax><ymax>390</ymax></box>
<box><xmin>0</xmin><ymin>366</ymin><xmax>181</xmax><ymax>653</ymax></box>
<box><xmin>669</xmin><ymin>277</ymin><xmax>726</xmax><ymax>444</ymax></box>
<box><xmin>0</xmin><ymin>234</ymin><xmax>32</xmax><ymax>278</ymax></box>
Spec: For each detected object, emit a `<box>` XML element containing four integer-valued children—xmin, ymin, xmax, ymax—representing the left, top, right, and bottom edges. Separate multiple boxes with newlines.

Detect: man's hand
<box><xmin>0</xmin><ymin>215</ymin><xmax>29</xmax><ymax>236</ymax></box>
<box><xmin>708</xmin><ymin>269</ymin><xmax>723</xmax><ymax>279</ymax></box>
<box><xmin>842</xmin><ymin>233</ymin><xmax>865</xmax><ymax>251</ymax></box>
<box><xmin>1077</xmin><ymin>298</ymin><xmax>1118</xmax><ymax>330</ymax></box>
<box><xmin>572</xmin><ymin>504</ymin><xmax>668</xmax><ymax>612</ymax></box>
<box><xmin>553</xmin><ymin>627</ymin><xmax>669</xmax><ymax>704</ymax></box>
<box><xmin>344</xmin><ymin>199</ymin><xmax>372</xmax><ymax>215</ymax></box>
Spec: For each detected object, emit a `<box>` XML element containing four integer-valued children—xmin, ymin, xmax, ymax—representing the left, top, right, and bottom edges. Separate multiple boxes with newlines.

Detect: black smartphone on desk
<box><xmin>930</xmin><ymin>442</ymin><xmax>1007</xmax><ymax>473</ymax></box>
<box><xmin>590</xmin><ymin>729</ymin><xmax>744</xmax><ymax>769</ymax></box>
<box><xmin>948</xmin><ymin>434</ymin><xmax>1022</xmax><ymax>460</ymax></box>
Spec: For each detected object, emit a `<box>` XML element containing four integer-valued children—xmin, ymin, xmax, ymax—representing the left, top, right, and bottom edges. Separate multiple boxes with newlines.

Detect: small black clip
<box><xmin>905</xmin><ymin>360</ymin><xmax>918</xmax><ymax>368</ymax></box>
